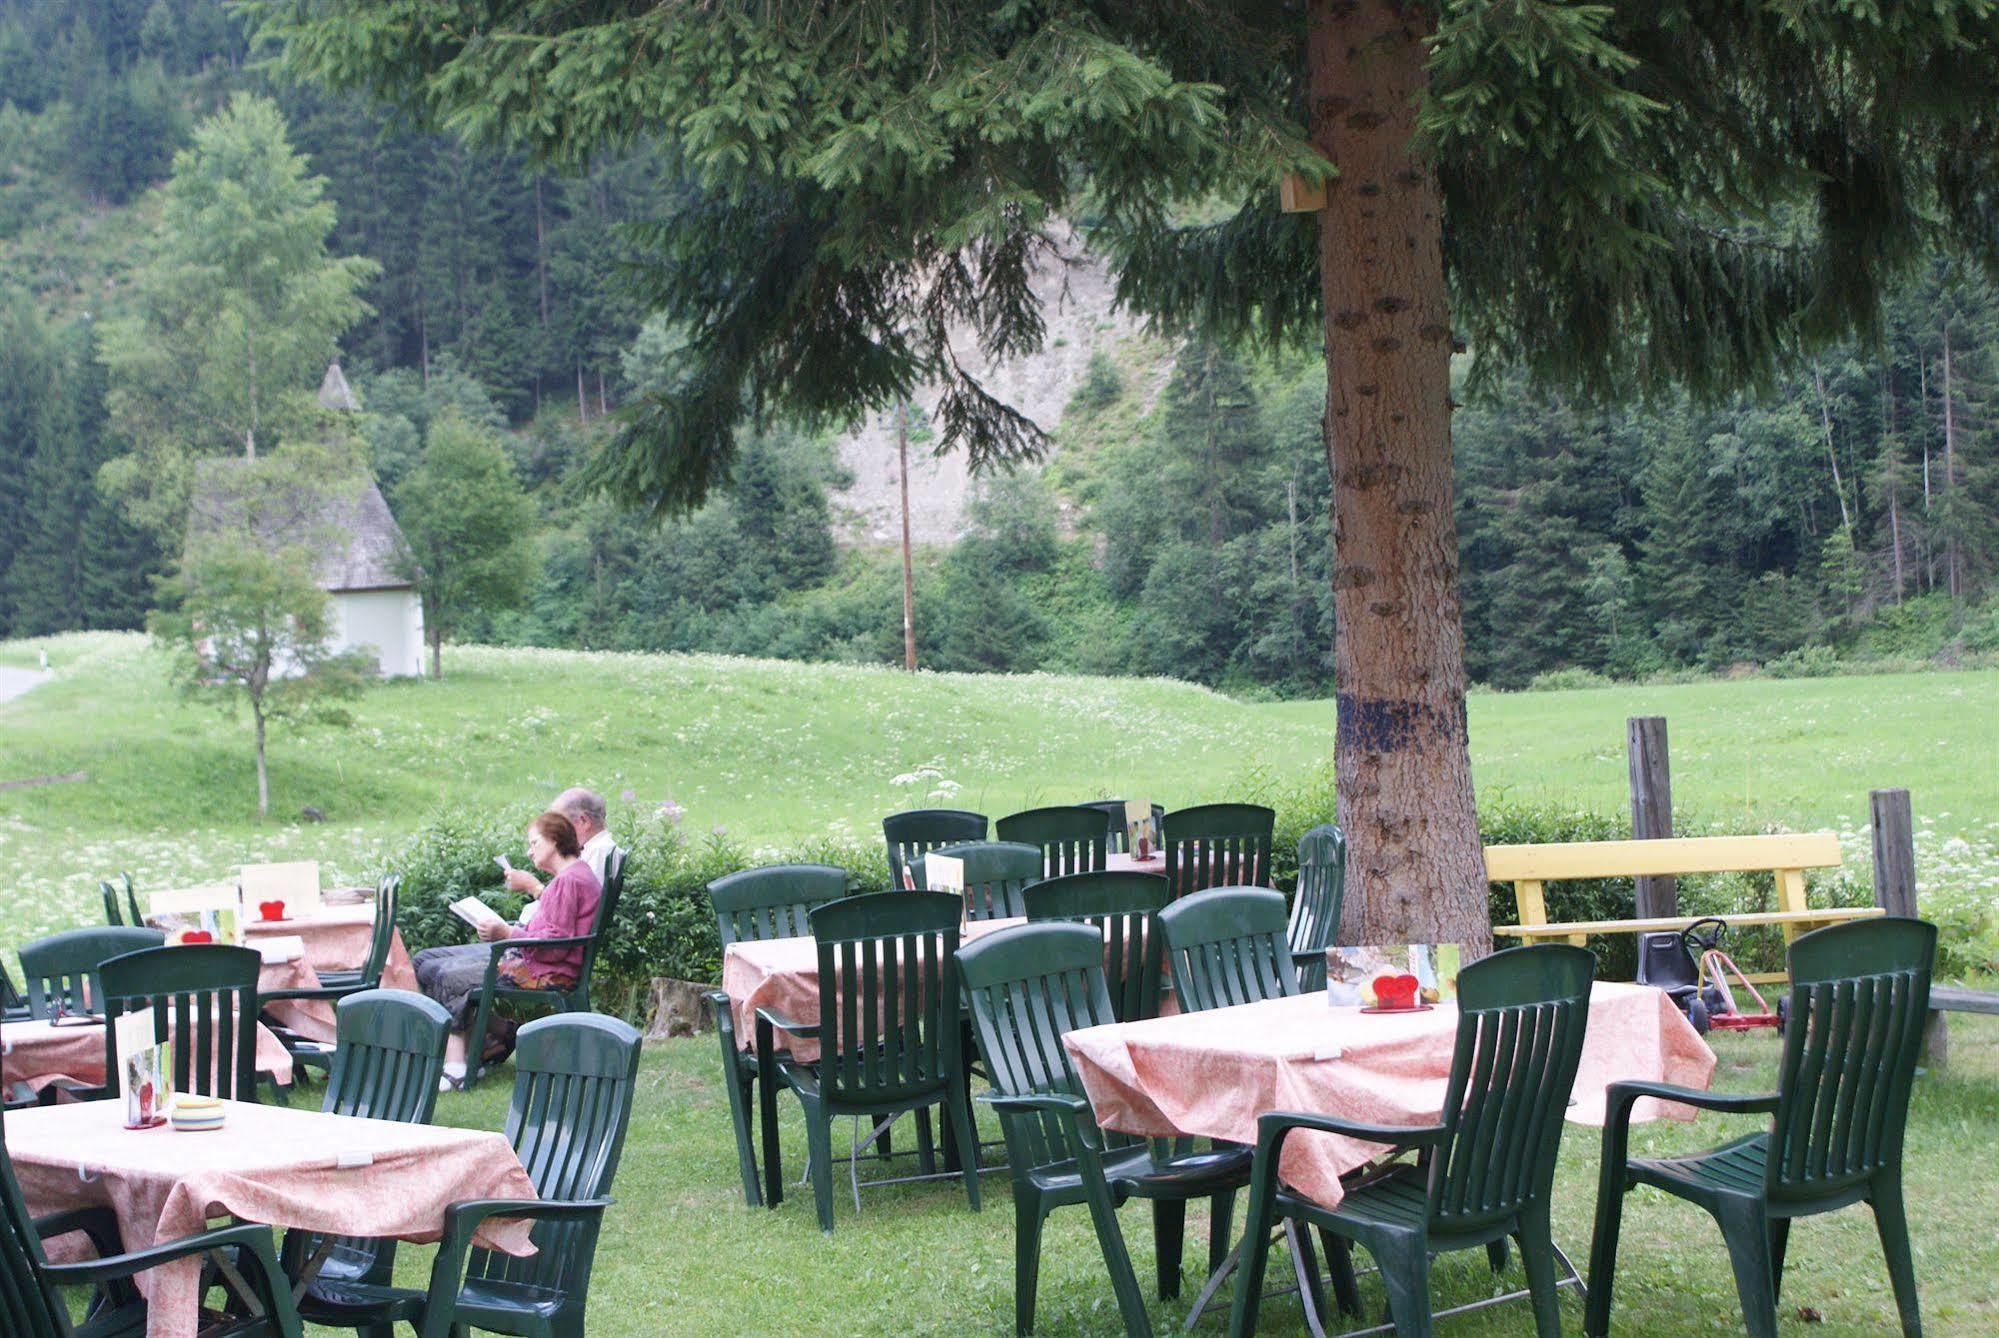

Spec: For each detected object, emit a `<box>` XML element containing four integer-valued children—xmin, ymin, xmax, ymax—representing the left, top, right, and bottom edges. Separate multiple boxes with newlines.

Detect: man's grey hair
<box><xmin>553</xmin><ymin>787</ymin><xmax>607</xmax><ymax>831</ymax></box>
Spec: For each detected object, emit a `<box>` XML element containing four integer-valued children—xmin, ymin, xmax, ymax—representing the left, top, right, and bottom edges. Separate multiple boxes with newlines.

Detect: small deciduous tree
<box><xmin>149</xmin><ymin>446</ymin><xmax>372</xmax><ymax>816</ymax></box>
<box><xmin>393</xmin><ymin>411</ymin><xmax>538</xmax><ymax>679</ymax></box>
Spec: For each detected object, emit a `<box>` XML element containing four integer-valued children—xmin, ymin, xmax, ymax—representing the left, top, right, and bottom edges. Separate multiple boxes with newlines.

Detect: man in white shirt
<box><xmin>501</xmin><ymin>787</ymin><xmax>614</xmax><ymax>926</ymax></box>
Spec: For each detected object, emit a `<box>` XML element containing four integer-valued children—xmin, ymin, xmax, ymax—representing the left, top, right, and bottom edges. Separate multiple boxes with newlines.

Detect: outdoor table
<box><xmin>11</xmin><ymin>1097</ymin><xmax>538</xmax><ymax>1338</ymax></box>
<box><xmin>1063</xmin><ymin>984</ymin><xmax>1715</xmax><ymax>1209</ymax></box>
<box><xmin>1103</xmin><ymin>851</ymin><xmax>1166</xmax><ymax>875</ymax></box>
<box><xmin>723</xmin><ymin>917</ymin><xmax>1025</xmax><ymax>1064</ymax></box>
<box><xmin>2</xmin><ymin>1013</ymin><xmax>295</xmax><ymax>1094</ymax></box>
<box><xmin>243</xmin><ymin>900</ymin><xmax>417</xmax><ymax>988</ymax></box>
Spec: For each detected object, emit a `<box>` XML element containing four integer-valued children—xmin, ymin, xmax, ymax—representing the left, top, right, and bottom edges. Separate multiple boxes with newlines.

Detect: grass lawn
<box><xmin>402</xmin><ymin>1013</ymin><xmax>1999</xmax><ymax>1336</ymax></box>
<box><xmin>1</xmin><ymin>633</ymin><xmax>1994</xmax><ymax>948</ymax></box>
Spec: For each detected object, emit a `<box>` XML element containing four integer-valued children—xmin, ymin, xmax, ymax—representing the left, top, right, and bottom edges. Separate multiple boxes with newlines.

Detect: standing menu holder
<box><xmin>1123</xmin><ymin>798</ymin><xmax>1155</xmax><ymax>858</ymax></box>
<box><xmin>241</xmin><ymin>861</ymin><xmax>323</xmax><ymax>918</ymax></box>
<box><xmin>114</xmin><ymin>1009</ymin><xmax>172</xmax><ymax>1126</ymax></box>
<box><xmin>148</xmin><ymin>884</ymin><xmax>244</xmax><ymax>946</ymax></box>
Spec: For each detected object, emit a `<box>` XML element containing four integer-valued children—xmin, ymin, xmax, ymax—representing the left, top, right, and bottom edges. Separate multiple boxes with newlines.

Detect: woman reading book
<box><xmin>413</xmin><ymin>809</ymin><xmax>603</xmax><ymax>1089</ymax></box>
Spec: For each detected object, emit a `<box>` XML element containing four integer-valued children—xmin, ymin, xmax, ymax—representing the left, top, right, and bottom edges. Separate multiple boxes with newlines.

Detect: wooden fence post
<box><xmin>1871</xmin><ymin>787</ymin><xmax>1944</xmax><ymax>1068</ymax></box>
<box><xmin>1627</xmin><ymin>716</ymin><xmax>1676</xmax><ymax>917</ymax></box>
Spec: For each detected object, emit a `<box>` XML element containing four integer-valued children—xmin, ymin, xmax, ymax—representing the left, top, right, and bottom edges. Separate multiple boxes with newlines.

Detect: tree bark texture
<box><xmin>899</xmin><ymin>404</ymin><xmax>917</xmax><ymax>671</ymax></box>
<box><xmin>1310</xmin><ymin>0</ymin><xmax>1489</xmax><ymax>950</ymax></box>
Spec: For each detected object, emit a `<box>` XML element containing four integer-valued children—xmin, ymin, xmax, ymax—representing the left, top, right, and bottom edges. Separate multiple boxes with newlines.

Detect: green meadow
<box><xmin>1</xmin><ymin>632</ymin><xmax>1994</xmax><ymax>945</ymax></box>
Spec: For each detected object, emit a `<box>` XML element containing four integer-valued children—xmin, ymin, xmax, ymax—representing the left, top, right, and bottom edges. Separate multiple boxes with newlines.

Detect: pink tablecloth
<box><xmin>243</xmin><ymin>902</ymin><xmax>418</xmax><ymax>991</ymax></box>
<box><xmin>12</xmin><ymin>1098</ymin><xmax>537</xmax><ymax>1338</ymax></box>
<box><xmin>3</xmin><ymin>1014</ymin><xmax>295</xmax><ymax>1092</ymax></box>
<box><xmin>1064</xmin><ymin>983</ymin><xmax>1715</xmax><ymax>1209</ymax></box>
<box><xmin>1104</xmin><ymin>851</ymin><xmax>1166</xmax><ymax>875</ymax></box>
<box><xmin>723</xmin><ymin>917</ymin><xmax>1024</xmax><ymax>1064</ymax></box>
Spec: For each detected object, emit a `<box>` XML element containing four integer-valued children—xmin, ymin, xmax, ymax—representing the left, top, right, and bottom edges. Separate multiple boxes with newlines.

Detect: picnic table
<box><xmin>2</xmin><ymin>1013</ymin><xmax>295</xmax><ymax>1094</ymax></box>
<box><xmin>1063</xmin><ymin>984</ymin><xmax>1715</xmax><ymax>1209</ymax></box>
<box><xmin>12</xmin><ymin>1097</ymin><xmax>537</xmax><ymax>1338</ymax></box>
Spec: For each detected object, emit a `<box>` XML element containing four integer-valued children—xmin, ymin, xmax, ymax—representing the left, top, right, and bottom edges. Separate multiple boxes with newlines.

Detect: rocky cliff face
<box><xmin>828</xmin><ymin>234</ymin><xmax>1163</xmax><ymax>546</ymax></box>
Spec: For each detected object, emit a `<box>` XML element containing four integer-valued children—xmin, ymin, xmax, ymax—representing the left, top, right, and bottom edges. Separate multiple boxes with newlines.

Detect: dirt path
<box><xmin>0</xmin><ymin>667</ymin><xmax>50</xmax><ymax>705</ymax></box>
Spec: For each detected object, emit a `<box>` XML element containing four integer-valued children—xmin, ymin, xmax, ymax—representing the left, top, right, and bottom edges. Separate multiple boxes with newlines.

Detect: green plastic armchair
<box><xmin>99</xmin><ymin>943</ymin><xmax>264</xmax><ymax>1103</ymax></box>
<box><xmin>962</xmin><ymin>922</ymin><xmax>1250</xmax><ymax>1336</ymax></box>
<box><xmin>1229</xmin><ymin>944</ymin><xmax>1598</xmax><ymax>1338</ymax></box>
<box><xmin>883</xmin><ymin>808</ymin><xmax>988</xmax><ymax>888</ymax></box>
<box><xmin>463</xmin><ymin>848</ymin><xmax>625</xmax><ymax>1090</ymax></box>
<box><xmin>1161</xmin><ymin>804</ymin><xmax>1274</xmax><ymax>897</ymax></box>
<box><xmin>260</xmin><ymin>874</ymin><xmax>405</xmax><ymax>1079</ymax></box>
<box><xmin>1288</xmin><ymin>824</ymin><xmax>1346</xmax><ymax>991</ymax></box>
<box><xmin>18</xmin><ymin>927</ymin><xmax>164</xmax><ymax>1020</ymax></box>
<box><xmin>996</xmin><ymin>806</ymin><xmax>1110</xmax><ymax>878</ymax></box>
<box><xmin>298</xmin><ymin>1013</ymin><xmax>642</xmax><ymax>1338</ymax></box>
<box><xmin>755</xmin><ymin>891</ymin><xmax>982</xmax><ymax>1231</ymax></box>
<box><xmin>1022</xmin><ymin>870</ymin><xmax>1171</xmax><ymax>1022</ymax></box>
<box><xmin>1585</xmin><ymin>917</ymin><xmax>1936</xmax><ymax>1338</ymax></box>
<box><xmin>1156</xmin><ymin>886</ymin><xmax>1299</xmax><ymax>1011</ymax></box>
<box><xmin>920</xmin><ymin>840</ymin><xmax>1045</xmax><ymax>920</ymax></box>
<box><xmin>96</xmin><ymin>874</ymin><xmax>141</xmax><ymax>930</ymax></box>
<box><xmin>704</xmin><ymin>863</ymin><xmax>850</xmax><ymax>1207</ymax></box>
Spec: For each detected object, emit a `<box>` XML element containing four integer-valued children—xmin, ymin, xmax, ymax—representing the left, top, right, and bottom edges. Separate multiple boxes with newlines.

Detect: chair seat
<box><xmin>300</xmin><ymin>1276</ymin><xmax>427</xmax><ymax>1325</ymax></box>
<box><xmin>777</xmin><ymin>1054</ymin><xmax>949</xmax><ymax>1111</ymax></box>
<box><xmin>1027</xmin><ymin>1142</ymin><xmax>1251</xmax><ymax>1199</ymax></box>
<box><xmin>72</xmin><ymin>1303</ymin><xmax>146</xmax><ymax>1338</ymax></box>
<box><xmin>453</xmin><ymin>1276</ymin><xmax>576</xmax><ymax>1332</ymax></box>
<box><xmin>1629</xmin><ymin>1131</ymin><xmax>1769</xmax><ymax>1202</ymax></box>
<box><xmin>1282</xmin><ymin>1162</ymin><xmax>1432</xmax><ymax>1231</ymax></box>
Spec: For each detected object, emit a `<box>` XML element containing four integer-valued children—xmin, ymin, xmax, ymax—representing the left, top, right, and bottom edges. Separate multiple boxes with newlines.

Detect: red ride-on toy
<box><xmin>1635</xmin><ymin>917</ymin><xmax>1787</xmax><ymax>1036</ymax></box>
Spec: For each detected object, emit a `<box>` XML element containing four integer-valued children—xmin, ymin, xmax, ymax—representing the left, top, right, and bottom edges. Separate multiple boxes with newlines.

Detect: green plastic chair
<box><xmin>1157</xmin><ymin>887</ymin><xmax>1299</xmax><ymax>1011</ymax></box>
<box><xmin>1585</xmin><ymin>917</ymin><xmax>1937</xmax><ymax>1338</ymax></box>
<box><xmin>284</xmin><ymin>991</ymin><xmax>451</xmax><ymax>1325</ymax></box>
<box><xmin>755</xmin><ymin>891</ymin><xmax>982</xmax><ymax>1231</ymax></box>
<box><xmin>962</xmin><ymin>922</ymin><xmax>1250</xmax><ymax>1336</ymax></box>
<box><xmin>261</xmin><ymin>875</ymin><xmax>405</xmax><ymax>1079</ymax></box>
<box><xmin>1288</xmin><ymin>824</ymin><xmax>1347</xmax><ymax>991</ymax></box>
<box><xmin>921</xmin><ymin>840</ymin><xmax>1044</xmax><ymax>920</ymax></box>
<box><xmin>1023</xmin><ymin>870</ymin><xmax>1171</xmax><ymax>1022</ymax></box>
<box><xmin>299</xmin><ymin>1013</ymin><xmax>643</xmax><ymax>1338</ymax></box>
<box><xmin>99</xmin><ymin>943</ymin><xmax>264</xmax><ymax>1104</ymax></box>
<box><xmin>1</xmin><ymin>967</ymin><xmax>26</xmax><ymax>1023</ymax></box>
<box><xmin>1161</xmin><ymin>804</ymin><xmax>1275</xmax><ymax>898</ymax></box>
<box><xmin>1077</xmin><ymin>800</ymin><xmax>1165</xmax><ymax>855</ymax></box>
<box><xmin>96</xmin><ymin>874</ymin><xmax>141</xmax><ymax>929</ymax></box>
<box><xmin>0</xmin><ymin>1106</ymin><xmax>305</xmax><ymax>1337</ymax></box>
<box><xmin>996</xmin><ymin>806</ymin><xmax>1110</xmax><ymax>878</ymax></box>
<box><xmin>17</xmin><ymin>927</ymin><xmax>164</xmax><ymax>1021</ymax></box>
<box><xmin>1229</xmin><ymin>944</ymin><xmax>1597</xmax><ymax>1338</ymax></box>
<box><xmin>703</xmin><ymin>863</ymin><xmax>851</xmax><ymax>1207</ymax></box>
<box><xmin>464</xmin><ymin>847</ymin><xmax>626</xmax><ymax>1090</ymax></box>
<box><xmin>883</xmin><ymin>808</ymin><xmax>988</xmax><ymax>889</ymax></box>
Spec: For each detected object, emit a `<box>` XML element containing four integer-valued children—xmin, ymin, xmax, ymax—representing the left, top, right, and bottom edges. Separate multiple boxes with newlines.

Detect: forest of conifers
<box><xmin>1</xmin><ymin>0</ymin><xmax>1994</xmax><ymax>695</ymax></box>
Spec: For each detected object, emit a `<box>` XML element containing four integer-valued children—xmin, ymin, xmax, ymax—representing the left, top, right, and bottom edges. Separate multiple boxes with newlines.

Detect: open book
<box><xmin>450</xmin><ymin>896</ymin><xmax>507</xmax><ymax>931</ymax></box>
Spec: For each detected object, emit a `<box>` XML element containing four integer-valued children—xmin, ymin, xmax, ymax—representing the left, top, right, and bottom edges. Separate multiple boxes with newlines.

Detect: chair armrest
<box><xmin>259</xmin><ymin>981</ymin><xmax>370</xmax><ymax>1003</ymax></box>
<box><xmin>753</xmin><ymin>1006</ymin><xmax>820</xmax><ymax>1040</ymax></box>
<box><xmin>1254</xmin><ymin>1109</ymin><xmax>1450</xmax><ymax>1153</ymax></box>
<box><xmin>1604</xmin><ymin>1079</ymin><xmax>1780</xmax><ymax>1118</ymax></box>
<box><xmin>41</xmin><ymin>1220</ymin><xmax>298</xmax><ymax>1321</ymax></box>
<box><xmin>486</xmin><ymin>934</ymin><xmax>595</xmax><ymax>959</ymax></box>
<box><xmin>979</xmin><ymin>1091</ymin><xmax>1106</xmax><ymax>1156</ymax></box>
<box><xmin>438</xmin><ymin>1195</ymin><xmax>610</xmax><ymax>1248</ymax></box>
<box><xmin>33</xmin><ymin>1205</ymin><xmax>123</xmax><ymax>1253</ymax></box>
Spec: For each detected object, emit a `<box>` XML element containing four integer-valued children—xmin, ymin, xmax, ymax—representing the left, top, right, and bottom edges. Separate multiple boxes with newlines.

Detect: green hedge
<box><xmin>380</xmin><ymin>783</ymin><xmax>1884</xmax><ymax>1023</ymax></box>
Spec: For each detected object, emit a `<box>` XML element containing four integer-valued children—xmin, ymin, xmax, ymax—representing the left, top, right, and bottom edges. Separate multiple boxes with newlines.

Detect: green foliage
<box><xmin>97</xmin><ymin>92</ymin><xmax>378</xmax><ymax>539</ymax></box>
<box><xmin>1068</xmin><ymin>348</ymin><xmax>1123</xmax><ymax>415</ymax></box>
<box><xmin>392</xmin><ymin>411</ymin><xmax>537</xmax><ymax>677</ymax></box>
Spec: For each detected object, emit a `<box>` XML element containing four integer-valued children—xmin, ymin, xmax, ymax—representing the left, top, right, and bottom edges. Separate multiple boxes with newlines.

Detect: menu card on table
<box><xmin>241</xmin><ymin>861</ymin><xmax>323</xmax><ymax>919</ymax></box>
<box><xmin>1123</xmin><ymin>799</ymin><xmax>1155</xmax><ymax>857</ymax></box>
<box><xmin>149</xmin><ymin>884</ymin><xmax>244</xmax><ymax>946</ymax></box>
<box><xmin>1327</xmin><ymin>944</ymin><xmax>1465</xmax><ymax>1008</ymax></box>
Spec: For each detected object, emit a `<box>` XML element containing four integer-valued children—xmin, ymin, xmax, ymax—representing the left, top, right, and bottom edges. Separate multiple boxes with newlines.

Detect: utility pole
<box><xmin>898</xmin><ymin>403</ymin><xmax>917</xmax><ymax>671</ymax></box>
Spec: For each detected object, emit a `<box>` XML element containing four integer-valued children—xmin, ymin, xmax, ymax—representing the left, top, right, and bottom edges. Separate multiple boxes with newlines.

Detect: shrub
<box><xmin>1525</xmin><ymin>666</ymin><xmax>1612</xmax><ymax>692</ymax></box>
<box><xmin>1764</xmin><ymin>644</ymin><xmax>1841</xmax><ymax>678</ymax></box>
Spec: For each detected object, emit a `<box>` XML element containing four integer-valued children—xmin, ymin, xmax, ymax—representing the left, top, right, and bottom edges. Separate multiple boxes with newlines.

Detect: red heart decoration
<box><xmin>259</xmin><ymin>900</ymin><xmax>286</xmax><ymax>921</ymax></box>
<box><xmin>1373</xmin><ymin>972</ymin><xmax>1421</xmax><ymax>1009</ymax></box>
<box><xmin>182</xmin><ymin>930</ymin><xmax>213</xmax><ymax>945</ymax></box>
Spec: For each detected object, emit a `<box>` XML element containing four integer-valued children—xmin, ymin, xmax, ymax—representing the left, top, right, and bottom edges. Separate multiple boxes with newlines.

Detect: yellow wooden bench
<box><xmin>1487</xmin><ymin>833</ymin><xmax>1881</xmax><ymax>984</ymax></box>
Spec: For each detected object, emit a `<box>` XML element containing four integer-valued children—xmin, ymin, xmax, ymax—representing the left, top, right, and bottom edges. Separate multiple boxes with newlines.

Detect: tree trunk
<box><xmin>1310</xmin><ymin>0</ymin><xmax>1488</xmax><ymax>950</ymax></box>
<box><xmin>430</xmin><ymin>619</ymin><xmax>443</xmax><ymax>681</ymax></box>
<box><xmin>1810</xmin><ymin>362</ymin><xmax>1851</xmax><ymax>530</ymax></box>
<box><xmin>252</xmin><ymin>699</ymin><xmax>269</xmax><ymax>817</ymax></box>
<box><xmin>1940</xmin><ymin>324</ymin><xmax>1959</xmax><ymax>598</ymax></box>
<box><xmin>898</xmin><ymin>404</ymin><xmax>917</xmax><ymax>671</ymax></box>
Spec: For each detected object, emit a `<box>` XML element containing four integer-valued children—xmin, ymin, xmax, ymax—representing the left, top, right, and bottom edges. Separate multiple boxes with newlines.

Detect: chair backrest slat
<box><xmin>359</xmin><ymin>874</ymin><xmax>402</xmax><ymax>984</ymax></box>
<box><xmin>1424</xmin><ymin>944</ymin><xmax>1594</xmax><ymax>1232</ymax></box>
<box><xmin>1161</xmin><ymin>804</ymin><xmax>1275</xmax><ymax>898</ymax></box>
<box><xmin>1156</xmin><ymin>887</ymin><xmax>1298</xmax><ymax>1011</ymax></box>
<box><xmin>882</xmin><ymin>809</ymin><xmax>988</xmax><ymax>888</ymax></box>
<box><xmin>995</xmin><ymin>806</ymin><xmax>1110</xmax><ymax>878</ymax></box>
<box><xmin>1766</xmin><ymin>918</ymin><xmax>1933</xmax><ymax>1200</ymax></box>
<box><xmin>1288</xmin><ymin>825</ymin><xmax>1346</xmax><ymax>990</ymax></box>
<box><xmin>707</xmin><ymin>864</ymin><xmax>848</xmax><ymax>947</ymax></box>
<box><xmin>809</xmin><ymin>892</ymin><xmax>962</xmax><ymax>1107</ymax></box>
<box><xmin>923</xmin><ymin>841</ymin><xmax>1043</xmax><ymax>921</ymax></box>
<box><xmin>18</xmin><ymin>927</ymin><xmax>164</xmax><ymax>1020</ymax></box>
